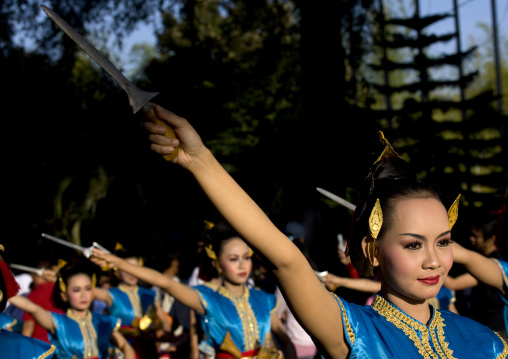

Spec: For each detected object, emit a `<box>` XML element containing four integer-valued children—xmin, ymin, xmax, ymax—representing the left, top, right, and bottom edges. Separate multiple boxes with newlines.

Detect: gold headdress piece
<box><xmin>448</xmin><ymin>194</ymin><xmax>461</xmax><ymax>230</ymax></box>
<box><xmin>365</xmin><ymin>132</ymin><xmax>400</xmax><ymax>238</ymax></box>
<box><xmin>58</xmin><ymin>259</ymin><xmax>68</xmax><ymax>293</ymax></box>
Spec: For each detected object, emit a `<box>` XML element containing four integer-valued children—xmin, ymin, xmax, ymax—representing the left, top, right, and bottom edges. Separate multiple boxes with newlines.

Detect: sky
<box><xmin>121</xmin><ymin>0</ymin><xmax>508</xmax><ymax>69</ymax></box>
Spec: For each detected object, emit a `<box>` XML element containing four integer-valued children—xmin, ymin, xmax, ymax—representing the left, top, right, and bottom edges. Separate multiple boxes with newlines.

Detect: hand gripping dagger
<box><xmin>41</xmin><ymin>233</ymin><xmax>111</xmax><ymax>259</ymax></box>
<box><xmin>40</xmin><ymin>4</ymin><xmax>179</xmax><ymax>161</ymax></box>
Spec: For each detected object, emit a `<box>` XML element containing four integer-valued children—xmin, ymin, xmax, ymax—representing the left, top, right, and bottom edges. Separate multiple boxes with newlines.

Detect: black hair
<box><xmin>348</xmin><ymin>157</ymin><xmax>442</xmax><ymax>277</ymax></box>
<box><xmin>52</xmin><ymin>260</ymin><xmax>95</xmax><ymax>310</ymax></box>
<box><xmin>114</xmin><ymin>245</ymin><xmax>140</xmax><ymax>260</ymax></box>
<box><xmin>207</xmin><ymin>221</ymin><xmax>244</xmax><ymax>259</ymax></box>
<box><xmin>470</xmin><ymin>209</ymin><xmax>502</xmax><ymax>248</ymax></box>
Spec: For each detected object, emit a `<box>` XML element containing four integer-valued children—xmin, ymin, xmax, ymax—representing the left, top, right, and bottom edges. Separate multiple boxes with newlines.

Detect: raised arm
<box><xmin>142</xmin><ymin>104</ymin><xmax>346</xmax><ymax>357</ymax></box>
<box><xmin>452</xmin><ymin>242</ymin><xmax>505</xmax><ymax>294</ymax></box>
<box><xmin>8</xmin><ymin>296</ymin><xmax>55</xmax><ymax>334</ymax></box>
<box><xmin>91</xmin><ymin>249</ymin><xmax>204</xmax><ymax>314</ymax></box>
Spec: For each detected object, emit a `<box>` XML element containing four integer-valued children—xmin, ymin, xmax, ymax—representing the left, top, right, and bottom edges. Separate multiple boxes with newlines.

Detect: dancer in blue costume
<box><xmin>136</xmin><ymin>104</ymin><xmax>508</xmax><ymax>358</ymax></box>
<box><xmin>0</xmin><ymin>244</ymin><xmax>55</xmax><ymax>358</ymax></box>
<box><xmin>91</xmin><ymin>222</ymin><xmax>296</xmax><ymax>359</ymax></box>
<box><xmin>452</xmin><ymin>239</ymin><xmax>508</xmax><ymax>338</ymax></box>
<box><xmin>9</xmin><ymin>261</ymin><xmax>134</xmax><ymax>359</ymax></box>
<box><xmin>92</xmin><ymin>244</ymin><xmax>170</xmax><ymax>359</ymax></box>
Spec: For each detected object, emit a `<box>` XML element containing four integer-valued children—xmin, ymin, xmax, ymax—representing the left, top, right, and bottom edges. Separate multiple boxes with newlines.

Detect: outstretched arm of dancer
<box><xmin>8</xmin><ymin>296</ymin><xmax>55</xmax><ymax>334</ymax></box>
<box><xmin>91</xmin><ymin>249</ymin><xmax>204</xmax><ymax>314</ymax></box>
<box><xmin>270</xmin><ymin>313</ymin><xmax>297</xmax><ymax>359</ymax></box>
<box><xmin>110</xmin><ymin>331</ymin><xmax>135</xmax><ymax>359</ymax></box>
<box><xmin>443</xmin><ymin>272</ymin><xmax>478</xmax><ymax>291</ymax></box>
<box><xmin>92</xmin><ymin>287</ymin><xmax>113</xmax><ymax>306</ymax></box>
<box><xmin>141</xmin><ymin>103</ymin><xmax>346</xmax><ymax>357</ymax></box>
<box><xmin>322</xmin><ymin>273</ymin><xmax>381</xmax><ymax>293</ymax></box>
<box><xmin>452</xmin><ymin>242</ymin><xmax>505</xmax><ymax>294</ymax></box>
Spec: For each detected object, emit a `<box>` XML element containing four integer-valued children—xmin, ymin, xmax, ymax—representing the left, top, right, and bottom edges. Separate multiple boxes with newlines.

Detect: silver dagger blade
<box><xmin>316</xmin><ymin>187</ymin><xmax>356</xmax><ymax>211</ymax></box>
<box><xmin>9</xmin><ymin>264</ymin><xmax>45</xmax><ymax>277</ymax></box>
<box><xmin>41</xmin><ymin>5</ymin><xmax>159</xmax><ymax>114</ymax></box>
<box><xmin>41</xmin><ymin>233</ymin><xmax>91</xmax><ymax>257</ymax></box>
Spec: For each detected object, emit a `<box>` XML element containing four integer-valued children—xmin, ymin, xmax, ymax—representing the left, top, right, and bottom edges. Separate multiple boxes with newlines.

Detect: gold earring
<box><xmin>369</xmin><ymin>199</ymin><xmax>383</xmax><ymax>240</ymax></box>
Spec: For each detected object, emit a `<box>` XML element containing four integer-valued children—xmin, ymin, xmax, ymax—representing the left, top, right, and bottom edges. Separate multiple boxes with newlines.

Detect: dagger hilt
<box><xmin>143</xmin><ymin>105</ymin><xmax>179</xmax><ymax>161</ymax></box>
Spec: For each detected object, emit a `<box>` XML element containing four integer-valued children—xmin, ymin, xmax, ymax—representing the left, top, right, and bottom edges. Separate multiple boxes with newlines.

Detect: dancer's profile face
<box><xmin>376</xmin><ymin>197</ymin><xmax>453</xmax><ymax>305</ymax></box>
<box><xmin>218</xmin><ymin>237</ymin><xmax>252</xmax><ymax>285</ymax></box>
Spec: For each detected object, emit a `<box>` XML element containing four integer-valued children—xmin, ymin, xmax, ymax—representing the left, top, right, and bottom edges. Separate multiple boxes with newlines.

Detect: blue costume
<box><xmin>335</xmin><ymin>293</ymin><xmax>508</xmax><ymax>358</ymax></box>
<box><xmin>107</xmin><ymin>284</ymin><xmax>156</xmax><ymax>329</ymax></box>
<box><xmin>493</xmin><ymin>259</ymin><xmax>508</xmax><ymax>335</ymax></box>
<box><xmin>0</xmin><ymin>312</ymin><xmax>18</xmax><ymax>330</ymax></box>
<box><xmin>49</xmin><ymin>309</ymin><xmax>121</xmax><ymax>359</ymax></box>
<box><xmin>0</xmin><ymin>327</ymin><xmax>56</xmax><ymax>358</ymax></box>
<box><xmin>429</xmin><ymin>286</ymin><xmax>456</xmax><ymax>311</ymax></box>
<box><xmin>194</xmin><ymin>282</ymin><xmax>278</xmax><ymax>357</ymax></box>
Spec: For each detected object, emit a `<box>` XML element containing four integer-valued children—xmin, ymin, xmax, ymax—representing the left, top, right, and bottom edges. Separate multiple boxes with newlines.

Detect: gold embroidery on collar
<box><xmin>118</xmin><ymin>284</ymin><xmax>142</xmax><ymax>318</ymax></box>
<box><xmin>372</xmin><ymin>296</ymin><xmax>455</xmax><ymax>359</ymax></box>
<box><xmin>495</xmin><ymin>332</ymin><xmax>508</xmax><ymax>359</ymax></box>
<box><xmin>332</xmin><ymin>293</ymin><xmax>355</xmax><ymax>345</ymax></box>
<box><xmin>217</xmin><ymin>285</ymin><xmax>259</xmax><ymax>350</ymax></box>
<box><xmin>39</xmin><ymin>344</ymin><xmax>56</xmax><ymax>359</ymax></box>
<box><xmin>66</xmin><ymin>309</ymin><xmax>99</xmax><ymax>358</ymax></box>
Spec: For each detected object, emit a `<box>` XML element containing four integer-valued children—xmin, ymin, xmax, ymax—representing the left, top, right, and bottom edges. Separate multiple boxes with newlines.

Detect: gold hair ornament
<box><xmin>448</xmin><ymin>194</ymin><xmax>461</xmax><ymax>230</ymax></box>
<box><xmin>374</xmin><ymin>131</ymin><xmax>400</xmax><ymax>164</ymax></box>
<box><xmin>0</xmin><ymin>290</ymin><xmax>3</xmax><ymax>303</ymax></box>
<box><xmin>203</xmin><ymin>220</ymin><xmax>215</xmax><ymax>230</ymax></box>
<box><xmin>91</xmin><ymin>273</ymin><xmax>97</xmax><ymax>289</ymax></box>
<box><xmin>205</xmin><ymin>245</ymin><xmax>217</xmax><ymax>260</ymax></box>
<box><xmin>369</xmin><ymin>199</ymin><xmax>383</xmax><ymax>240</ymax></box>
<box><xmin>357</xmin><ymin>132</ymin><xmax>400</xmax><ymax>221</ymax></box>
<box><xmin>115</xmin><ymin>242</ymin><xmax>124</xmax><ymax>251</ymax></box>
<box><xmin>58</xmin><ymin>276</ymin><xmax>67</xmax><ymax>293</ymax></box>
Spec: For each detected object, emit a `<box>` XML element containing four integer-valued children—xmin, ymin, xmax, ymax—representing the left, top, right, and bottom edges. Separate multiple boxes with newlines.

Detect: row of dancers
<box><xmin>1</xmin><ymin>103</ymin><xmax>508</xmax><ymax>358</ymax></box>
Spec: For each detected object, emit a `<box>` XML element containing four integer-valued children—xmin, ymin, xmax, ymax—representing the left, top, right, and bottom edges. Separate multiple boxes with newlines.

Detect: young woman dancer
<box><xmin>452</xmin><ymin>240</ymin><xmax>508</xmax><ymax>338</ymax></box>
<box><xmin>91</xmin><ymin>222</ymin><xmax>296</xmax><ymax>359</ymax></box>
<box><xmin>0</xmin><ymin>244</ymin><xmax>56</xmax><ymax>358</ymax></box>
<box><xmin>135</xmin><ymin>103</ymin><xmax>507</xmax><ymax>358</ymax></box>
<box><xmin>9</xmin><ymin>261</ymin><xmax>135</xmax><ymax>359</ymax></box>
<box><xmin>92</xmin><ymin>245</ymin><xmax>170</xmax><ymax>359</ymax></box>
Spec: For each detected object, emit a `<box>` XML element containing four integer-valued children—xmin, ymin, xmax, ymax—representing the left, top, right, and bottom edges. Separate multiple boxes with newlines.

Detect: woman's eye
<box><xmin>437</xmin><ymin>239</ymin><xmax>452</xmax><ymax>247</ymax></box>
<box><xmin>404</xmin><ymin>241</ymin><xmax>421</xmax><ymax>250</ymax></box>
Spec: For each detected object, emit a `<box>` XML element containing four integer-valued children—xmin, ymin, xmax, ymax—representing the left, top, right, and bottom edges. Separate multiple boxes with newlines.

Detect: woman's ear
<box><xmin>60</xmin><ymin>291</ymin><xmax>68</xmax><ymax>303</ymax></box>
<box><xmin>361</xmin><ymin>236</ymin><xmax>380</xmax><ymax>268</ymax></box>
<box><xmin>212</xmin><ymin>260</ymin><xmax>223</xmax><ymax>276</ymax></box>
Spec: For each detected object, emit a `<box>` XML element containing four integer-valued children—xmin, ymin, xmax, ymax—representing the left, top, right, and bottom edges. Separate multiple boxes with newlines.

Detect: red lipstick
<box><xmin>418</xmin><ymin>275</ymin><xmax>440</xmax><ymax>285</ymax></box>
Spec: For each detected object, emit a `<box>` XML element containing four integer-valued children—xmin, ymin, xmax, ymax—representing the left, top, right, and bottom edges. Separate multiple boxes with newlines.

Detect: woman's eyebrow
<box><xmin>398</xmin><ymin>230</ymin><xmax>451</xmax><ymax>240</ymax></box>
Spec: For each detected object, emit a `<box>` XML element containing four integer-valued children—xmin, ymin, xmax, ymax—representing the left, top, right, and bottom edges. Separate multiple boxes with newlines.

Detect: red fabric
<box><xmin>0</xmin><ymin>260</ymin><xmax>19</xmax><ymax>298</ymax></box>
<box><xmin>216</xmin><ymin>349</ymin><xmax>259</xmax><ymax>358</ymax></box>
<box><xmin>346</xmin><ymin>262</ymin><xmax>359</xmax><ymax>279</ymax></box>
<box><xmin>22</xmin><ymin>282</ymin><xmax>64</xmax><ymax>343</ymax></box>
